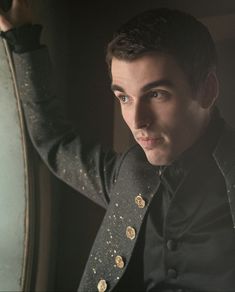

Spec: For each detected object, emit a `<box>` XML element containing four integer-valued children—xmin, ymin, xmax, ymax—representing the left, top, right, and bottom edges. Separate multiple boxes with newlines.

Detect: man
<box><xmin>1</xmin><ymin>1</ymin><xmax>235</xmax><ymax>291</ymax></box>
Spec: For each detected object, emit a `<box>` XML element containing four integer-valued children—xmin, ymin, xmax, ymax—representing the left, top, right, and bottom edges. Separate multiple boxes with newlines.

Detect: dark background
<box><xmin>31</xmin><ymin>1</ymin><xmax>235</xmax><ymax>291</ymax></box>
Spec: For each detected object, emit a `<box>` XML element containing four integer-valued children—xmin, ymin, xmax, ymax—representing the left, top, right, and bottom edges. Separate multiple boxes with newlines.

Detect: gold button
<box><xmin>115</xmin><ymin>255</ymin><xmax>125</xmax><ymax>269</ymax></box>
<box><xmin>135</xmin><ymin>194</ymin><xmax>146</xmax><ymax>208</ymax></box>
<box><xmin>126</xmin><ymin>226</ymin><xmax>136</xmax><ymax>240</ymax></box>
<box><xmin>97</xmin><ymin>279</ymin><xmax>107</xmax><ymax>292</ymax></box>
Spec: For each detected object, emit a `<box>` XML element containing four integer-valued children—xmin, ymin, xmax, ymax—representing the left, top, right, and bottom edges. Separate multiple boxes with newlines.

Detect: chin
<box><xmin>144</xmin><ymin>149</ymin><xmax>173</xmax><ymax>166</ymax></box>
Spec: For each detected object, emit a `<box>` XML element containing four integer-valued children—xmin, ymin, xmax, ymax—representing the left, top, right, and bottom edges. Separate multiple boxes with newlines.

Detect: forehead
<box><xmin>111</xmin><ymin>53</ymin><xmax>188</xmax><ymax>91</ymax></box>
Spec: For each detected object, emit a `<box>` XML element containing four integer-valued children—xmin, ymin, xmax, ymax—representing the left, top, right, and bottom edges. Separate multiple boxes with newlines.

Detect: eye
<box><xmin>146</xmin><ymin>90</ymin><xmax>170</xmax><ymax>100</ymax></box>
<box><xmin>117</xmin><ymin>95</ymin><xmax>130</xmax><ymax>104</ymax></box>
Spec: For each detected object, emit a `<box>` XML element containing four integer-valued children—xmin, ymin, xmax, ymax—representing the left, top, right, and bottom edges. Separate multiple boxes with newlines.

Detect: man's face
<box><xmin>111</xmin><ymin>53</ymin><xmax>211</xmax><ymax>165</ymax></box>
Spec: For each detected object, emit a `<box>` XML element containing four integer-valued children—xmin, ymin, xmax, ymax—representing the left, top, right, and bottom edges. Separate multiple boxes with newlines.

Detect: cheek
<box><xmin>161</xmin><ymin>98</ymin><xmax>194</xmax><ymax>124</ymax></box>
<box><xmin>155</xmin><ymin>102</ymin><xmax>181</xmax><ymax>129</ymax></box>
<box><xmin>156</xmin><ymin>102</ymin><xmax>193</xmax><ymax>140</ymax></box>
<box><xmin>121</xmin><ymin>108</ymin><xmax>132</xmax><ymax>129</ymax></box>
<box><xmin>165</xmin><ymin>109</ymin><xmax>201</xmax><ymax>145</ymax></box>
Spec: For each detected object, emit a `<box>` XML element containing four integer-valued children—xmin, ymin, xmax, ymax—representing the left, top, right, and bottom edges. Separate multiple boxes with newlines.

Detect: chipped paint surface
<box><xmin>0</xmin><ymin>39</ymin><xmax>26</xmax><ymax>291</ymax></box>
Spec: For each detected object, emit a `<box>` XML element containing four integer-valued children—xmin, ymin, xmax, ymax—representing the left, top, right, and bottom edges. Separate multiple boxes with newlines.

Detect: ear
<box><xmin>199</xmin><ymin>71</ymin><xmax>219</xmax><ymax>109</ymax></box>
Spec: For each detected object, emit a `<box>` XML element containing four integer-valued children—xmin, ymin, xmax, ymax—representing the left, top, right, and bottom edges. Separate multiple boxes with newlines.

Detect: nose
<box><xmin>133</xmin><ymin>100</ymin><xmax>151</xmax><ymax>129</ymax></box>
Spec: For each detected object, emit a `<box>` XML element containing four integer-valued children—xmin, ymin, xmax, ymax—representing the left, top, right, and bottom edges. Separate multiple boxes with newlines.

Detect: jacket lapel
<box><xmin>78</xmin><ymin>145</ymin><xmax>161</xmax><ymax>291</ymax></box>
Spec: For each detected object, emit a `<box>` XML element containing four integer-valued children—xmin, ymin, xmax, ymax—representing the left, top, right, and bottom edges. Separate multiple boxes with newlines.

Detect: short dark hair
<box><xmin>106</xmin><ymin>8</ymin><xmax>217</xmax><ymax>90</ymax></box>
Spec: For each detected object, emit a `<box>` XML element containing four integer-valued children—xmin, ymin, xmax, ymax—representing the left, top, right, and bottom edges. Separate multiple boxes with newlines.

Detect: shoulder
<box><xmin>213</xmin><ymin>122</ymin><xmax>235</xmax><ymax>175</ymax></box>
<box><xmin>115</xmin><ymin>143</ymin><xmax>157</xmax><ymax>183</ymax></box>
<box><xmin>215</xmin><ymin>123</ymin><xmax>235</xmax><ymax>151</ymax></box>
<box><xmin>117</xmin><ymin>144</ymin><xmax>147</xmax><ymax>170</ymax></box>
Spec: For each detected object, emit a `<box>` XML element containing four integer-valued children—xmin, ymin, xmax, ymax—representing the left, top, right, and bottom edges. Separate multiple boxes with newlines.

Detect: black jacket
<box><xmin>13</xmin><ymin>47</ymin><xmax>235</xmax><ymax>292</ymax></box>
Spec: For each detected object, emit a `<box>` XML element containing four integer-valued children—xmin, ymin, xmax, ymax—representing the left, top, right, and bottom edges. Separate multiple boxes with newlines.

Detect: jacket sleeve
<box><xmin>12</xmin><ymin>46</ymin><xmax>120</xmax><ymax>209</ymax></box>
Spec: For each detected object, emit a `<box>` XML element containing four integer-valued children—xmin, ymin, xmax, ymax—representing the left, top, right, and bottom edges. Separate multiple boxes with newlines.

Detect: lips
<box><xmin>136</xmin><ymin>136</ymin><xmax>164</xmax><ymax>149</ymax></box>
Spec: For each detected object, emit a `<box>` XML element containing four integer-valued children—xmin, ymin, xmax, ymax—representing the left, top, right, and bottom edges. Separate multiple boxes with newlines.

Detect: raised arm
<box><xmin>0</xmin><ymin>0</ymin><xmax>120</xmax><ymax>209</ymax></box>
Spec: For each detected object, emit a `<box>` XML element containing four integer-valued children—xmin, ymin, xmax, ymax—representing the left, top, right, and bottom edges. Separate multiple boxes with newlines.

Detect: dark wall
<box><xmin>32</xmin><ymin>1</ymin><xmax>235</xmax><ymax>290</ymax></box>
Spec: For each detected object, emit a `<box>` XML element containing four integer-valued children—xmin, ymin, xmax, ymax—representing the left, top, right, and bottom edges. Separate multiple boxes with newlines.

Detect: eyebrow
<box><xmin>111</xmin><ymin>79</ymin><xmax>174</xmax><ymax>93</ymax></box>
